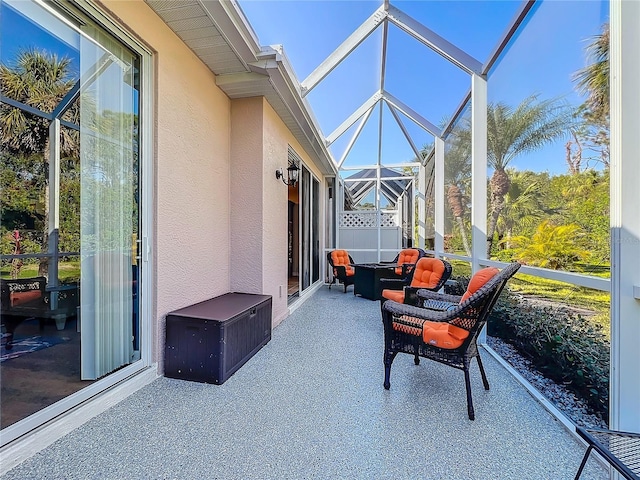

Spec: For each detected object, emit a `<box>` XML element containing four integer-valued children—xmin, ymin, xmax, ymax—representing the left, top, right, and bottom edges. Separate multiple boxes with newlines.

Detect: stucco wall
<box><xmin>98</xmin><ymin>1</ymin><xmax>327</xmax><ymax>365</ymax></box>
<box><xmin>230</xmin><ymin>97</ymin><xmax>326</xmax><ymax>327</ymax></box>
<box><xmin>101</xmin><ymin>0</ymin><xmax>232</xmax><ymax>369</ymax></box>
<box><xmin>262</xmin><ymin>100</ymin><xmax>324</xmax><ymax>327</ymax></box>
<box><xmin>230</xmin><ymin>97</ymin><xmax>264</xmax><ymax>295</ymax></box>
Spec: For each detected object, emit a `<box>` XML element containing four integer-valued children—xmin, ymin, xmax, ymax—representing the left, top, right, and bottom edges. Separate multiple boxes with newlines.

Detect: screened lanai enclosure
<box><xmin>2</xmin><ymin>0</ymin><xmax>640</xmax><ymax>461</ymax></box>
<box><xmin>238</xmin><ymin>0</ymin><xmax>638</xmax><ymax>435</ymax></box>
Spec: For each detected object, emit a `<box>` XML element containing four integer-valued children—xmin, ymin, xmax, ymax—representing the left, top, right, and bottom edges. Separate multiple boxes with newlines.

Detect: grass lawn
<box><xmin>444</xmin><ymin>258</ymin><xmax>611</xmax><ymax>332</ymax></box>
<box><xmin>1</xmin><ymin>261</ymin><xmax>80</xmax><ymax>283</ymax></box>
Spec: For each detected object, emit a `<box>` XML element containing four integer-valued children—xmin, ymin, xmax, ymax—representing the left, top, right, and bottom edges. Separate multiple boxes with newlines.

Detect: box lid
<box><xmin>167</xmin><ymin>292</ymin><xmax>271</xmax><ymax>322</ymax></box>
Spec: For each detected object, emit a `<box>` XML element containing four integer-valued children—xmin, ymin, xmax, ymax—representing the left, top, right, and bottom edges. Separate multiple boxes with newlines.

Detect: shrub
<box><xmin>507</xmin><ymin>220</ymin><xmax>591</xmax><ymax>270</ymax></box>
<box><xmin>487</xmin><ymin>289</ymin><xmax>610</xmax><ymax>420</ymax></box>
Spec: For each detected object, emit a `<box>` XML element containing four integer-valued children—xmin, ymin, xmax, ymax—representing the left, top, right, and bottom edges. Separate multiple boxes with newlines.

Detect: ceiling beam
<box><xmin>379</xmin><ymin>18</ymin><xmax>389</xmax><ymax>92</ymax></box>
<box><xmin>326</xmin><ymin>90</ymin><xmax>383</xmax><ymax>145</ymax></box>
<box><xmin>382</xmin><ymin>90</ymin><xmax>440</xmax><ymax>136</ymax></box>
<box><xmin>301</xmin><ymin>5</ymin><xmax>387</xmax><ymax>97</ymax></box>
<box><xmin>337</xmin><ymin>106</ymin><xmax>374</xmax><ymax>168</ymax></box>
<box><xmin>386</xmin><ymin>4</ymin><xmax>483</xmax><ymax>76</ymax></box>
<box><xmin>386</xmin><ymin>101</ymin><xmax>426</xmax><ymax>165</ymax></box>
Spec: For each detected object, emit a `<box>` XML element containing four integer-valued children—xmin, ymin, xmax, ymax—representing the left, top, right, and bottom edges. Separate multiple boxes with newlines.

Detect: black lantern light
<box><xmin>276</xmin><ymin>163</ymin><xmax>300</xmax><ymax>186</ymax></box>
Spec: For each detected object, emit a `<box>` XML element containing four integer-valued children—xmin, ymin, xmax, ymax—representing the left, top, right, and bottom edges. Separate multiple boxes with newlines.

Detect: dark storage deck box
<box><xmin>164</xmin><ymin>292</ymin><xmax>272</xmax><ymax>384</ymax></box>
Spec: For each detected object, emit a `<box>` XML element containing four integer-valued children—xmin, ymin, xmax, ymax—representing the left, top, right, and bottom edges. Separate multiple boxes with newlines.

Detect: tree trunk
<box><xmin>455</xmin><ymin>216</ymin><xmax>471</xmax><ymax>257</ymax></box>
<box><xmin>487</xmin><ymin>191</ymin><xmax>507</xmax><ymax>257</ymax></box>
<box><xmin>487</xmin><ymin>168</ymin><xmax>509</xmax><ymax>256</ymax></box>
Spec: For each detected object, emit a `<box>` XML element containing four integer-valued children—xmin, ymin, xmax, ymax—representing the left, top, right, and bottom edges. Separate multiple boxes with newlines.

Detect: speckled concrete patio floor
<box><xmin>2</xmin><ymin>287</ymin><xmax>607</xmax><ymax>479</ymax></box>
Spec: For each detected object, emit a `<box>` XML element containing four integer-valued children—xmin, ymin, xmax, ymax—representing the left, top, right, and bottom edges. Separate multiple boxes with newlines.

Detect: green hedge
<box><xmin>487</xmin><ymin>288</ymin><xmax>609</xmax><ymax>420</ymax></box>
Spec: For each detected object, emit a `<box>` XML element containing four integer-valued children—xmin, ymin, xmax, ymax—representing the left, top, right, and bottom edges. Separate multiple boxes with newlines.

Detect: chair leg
<box><xmin>463</xmin><ymin>367</ymin><xmax>475</xmax><ymax>420</ymax></box>
<box><xmin>383</xmin><ymin>351</ymin><xmax>397</xmax><ymax>390</ymax></box>
<box><xmin>476</xmin><ymin>354</ymin><xmax>490</xmax><ymax>390</ymax></box>
<box><xmin>574</xmin><ymin>446</ymin><xmax>593</xmax><ymax>480</ymax></box>
<box><xmin>328</xmin><ymin>277</ymin><xmax>335</xmax><ymax>289</ymax></box>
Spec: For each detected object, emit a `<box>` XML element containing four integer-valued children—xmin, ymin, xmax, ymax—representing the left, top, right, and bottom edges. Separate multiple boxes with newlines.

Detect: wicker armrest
<box><xmin>421</xmin><ymin>298</ymin><xmax>459</xmax><ymax>311</ymax></box>
<box><xmin>404</xmin><ymin>287</ymin><xmax>456</xmax><ymax>307</ymax></box>
<box><xmin>415</xmin><ymin>289</ymin><xmax>462</xmax><ymax>304</ymax></box>
<box><xmin>382</xmin><ymin>299</ymin><xmax>454</xmax><ymax>323</ymax></box>
<box><xmin>401</xmin><ymin>263</ymin><xmax>416</xmax><ymax>276</ymax></box>
<box><xmin>333</xmin><ymin>265</ymin><xmax>347</xmax><ymax>275</ymax></box>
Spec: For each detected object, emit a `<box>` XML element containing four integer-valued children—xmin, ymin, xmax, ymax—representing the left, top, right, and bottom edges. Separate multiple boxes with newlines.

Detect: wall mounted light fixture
<box><xmin>275</xmin><ymin>163</ymin><xmax>300</xmax><ymax>186</ymax></box>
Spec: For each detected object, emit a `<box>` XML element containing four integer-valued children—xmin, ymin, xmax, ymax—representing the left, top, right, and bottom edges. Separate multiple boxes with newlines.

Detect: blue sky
<box><xmin>239</xmin><ymin>0</ymin><xmax>609</xmax><ymax>175</ymax></box>
<box><xmin>1</xmin><ymin>1</ymin><xmax>79</xmax><ymax>68</ymax></box>
<box><xmin>2</xmin><ymin>0</ymin><xmax>609</xmax><ymax>176</ymax></box>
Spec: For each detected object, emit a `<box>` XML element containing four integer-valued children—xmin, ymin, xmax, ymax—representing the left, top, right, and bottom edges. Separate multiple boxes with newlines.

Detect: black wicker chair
<box><xmin>327</xmin><ymin>250</ymin><xmax>356</xmax><ymax>293</ymax></box>
<box><xmin>381</xmin><ymin>262</ymin><xmax>520</xmax><ymax>420</ymax></box>
<box><xmin>381</xmin><ymin>248</ymin><xmax>426</xmax><ymax>280</ymax></box>
<box><xmin>379</xmin><ymin>257</ymin><xmax>452</xmax><ymax>306</ymax></box>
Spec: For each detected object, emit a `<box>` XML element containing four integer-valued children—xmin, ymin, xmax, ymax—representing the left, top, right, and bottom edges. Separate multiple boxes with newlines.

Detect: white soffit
<box><xmin>145</xmin><ymin>0</ymin><xmax>252</xmax><ymax>75</ymax></box>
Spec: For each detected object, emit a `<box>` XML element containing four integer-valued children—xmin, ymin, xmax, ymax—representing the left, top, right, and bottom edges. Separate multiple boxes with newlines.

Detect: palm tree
<box><xmin>486</xmin><ymin>95</ymin><xmax>574</xmax><ymax>256</ymax></box>
<box><xmin>0</xmin><ymin>48</ymin><xmax>78</xmax><ymax>276</ymax></box>
<box><xmin>496</xmin><ymin>169</ymin><xmax>545</xmax><ymax>249</ymax></box>
<box><xmin>444</xmin><ymin>124</ymin><xmax>472</xmax><ymax>256</ymax></box>
<box><xmin>573</xmin><ymin>22</ymin><xmax>609</xmax><ymax>168</ymax></box>
<box><xmin>574</xmin><ymin>22</ymin><xmax>609</xmax><ymax>124</ymax></box>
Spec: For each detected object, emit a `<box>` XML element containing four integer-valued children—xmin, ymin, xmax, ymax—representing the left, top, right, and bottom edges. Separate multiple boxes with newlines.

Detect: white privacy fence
<box><xmin>337</xmin><ymin>210</ymin><xmax>402</xmax><ymax>264</ymax></box>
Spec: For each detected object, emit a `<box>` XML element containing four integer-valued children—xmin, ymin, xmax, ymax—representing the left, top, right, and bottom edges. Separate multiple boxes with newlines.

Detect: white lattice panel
<box><xmin>340</xmin><ymin>211</ymin><xmax>397</xmax><ymax>227</ymax></box>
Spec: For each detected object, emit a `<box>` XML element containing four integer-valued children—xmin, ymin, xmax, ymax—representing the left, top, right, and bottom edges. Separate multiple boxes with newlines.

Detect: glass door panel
<box><xmin>0</xmin><ymin>0</ymin><xmax>141</xmax><ymax>429</ymax></box>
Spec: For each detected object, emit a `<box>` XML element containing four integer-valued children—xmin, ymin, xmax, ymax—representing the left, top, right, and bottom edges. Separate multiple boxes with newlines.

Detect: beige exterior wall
<box><xmin>102</xmin><ymin>0</ymin><xmax>232</xmax><ymax>370</ymax></box>
<box><xmin>262</xmin><ymin>101</ymin><xmax>325</xmax><ymax>325</ymax></box>
<box><xmin>231</xmin><ymin>98</ymin><xmax>325</xmax><ymax>328</ymax></box>
<box><xmin>101</xmin><ymin>0</ymin><xmax>327</xmax><ymax>367</ymax></box>
<box><xmin>230</xmin><ymin>97</ymin><xmax>264</xmax><ymax>295</ymax></box>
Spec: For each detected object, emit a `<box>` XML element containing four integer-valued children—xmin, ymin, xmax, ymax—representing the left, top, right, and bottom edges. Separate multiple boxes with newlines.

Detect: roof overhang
<box><xmin>144</xmin><ymin>0</ymin><xmax>337</xmax><ymax>176</ymax></box>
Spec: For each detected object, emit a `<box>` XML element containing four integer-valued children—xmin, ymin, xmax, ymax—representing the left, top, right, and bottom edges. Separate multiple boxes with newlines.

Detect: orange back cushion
<box><xmin>460</xmin><ymin>267</ymin><xmax>500</xmax><ymax>303</ymax></box>
<box><xmin>395</xmin><ymin>249</ymin><xmax>420</xmax><ymax>275</ymax></box>
<box><xmin>331</xmin><ymin>250</ymin><xmax>354</xmax><ymax>276</ymax></box>
<box><xmin>410</xmin><ymin>258</ymin><xmax>446</xmax><ymax>289</ymax></box>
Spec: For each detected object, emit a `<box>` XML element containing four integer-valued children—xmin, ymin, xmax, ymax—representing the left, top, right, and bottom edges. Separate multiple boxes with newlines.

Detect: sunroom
<box><xmin>1</xmin><ymin>0</ymin><xmax>639</xmax><ymax>476</ymax></box>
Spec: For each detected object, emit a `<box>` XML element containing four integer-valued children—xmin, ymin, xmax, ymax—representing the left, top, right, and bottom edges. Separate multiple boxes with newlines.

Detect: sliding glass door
<box><xmin>300</xmin><ymin>165</ymin><xmax>320</xmax><ymax>292</ymax></box>
<box><xmin>0</xmin><ymin>0</ymin><xmax>143</xmax><ymax>434</ymax></box>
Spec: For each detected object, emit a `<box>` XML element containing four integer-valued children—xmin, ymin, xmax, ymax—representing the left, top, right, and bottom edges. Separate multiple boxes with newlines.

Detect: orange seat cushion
<box><xmin>392</xmin><ymin>315</ymin><xmax>470</xmax><ymax>349</ymax></box>
<box><xmin>422</xmin><ymin>320</ymin><xmax>469</xmax><ymax>349</ymax></box>
<box><xmin>382</xmin><ymin>289</ymin><xmax>405</xmax><ymax>303</ymax></box>
<box><xmin>10</xmin><ymin>290</ymin><xmax>42</xmax><ymax>307</ymax></box>
<box><xmin>331</xmin><ymin>250</ymin><xmax>355</xmax><ymax>276</ymax></box>
<box><xmin>410</xmin><ymin>258</ymin><xmax>446</xmax><ymax>289</ymax></box>
<box><xmin>460</xmin><ymin>267</ymin><xmax>500</xmax><ymax>303</ymax></box>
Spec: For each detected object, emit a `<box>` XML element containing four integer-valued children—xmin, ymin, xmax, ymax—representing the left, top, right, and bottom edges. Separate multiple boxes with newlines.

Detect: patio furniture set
<box><xmin>328</xmin><ymin>249</ymin><xmax>640</xmax><ymax>478</ymax></box>
<box><xmin>327</xmin><ymin>247</ymin><xmax>425</xmax><ymax>300</ymax></box>
<box><xmin>328</xmin><ymin>248</ymin><xmax>521</xmax><ymax>420</ymax></box>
